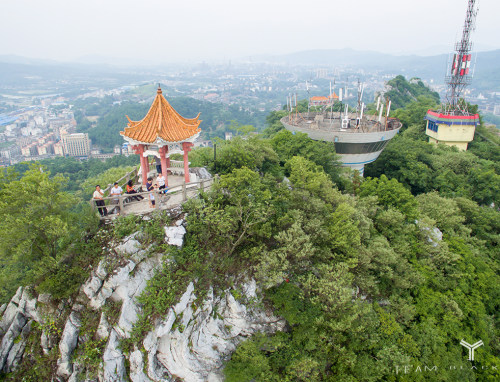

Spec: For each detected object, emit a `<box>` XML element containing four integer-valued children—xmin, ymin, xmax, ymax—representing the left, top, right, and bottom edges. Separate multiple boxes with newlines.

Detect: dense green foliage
<box><xmin>171</xmin><ymin>153</ymin><xmax>498</xmax><ymax>381</ymax></box>
<box><xmin>0</xmin><ymin>78</ymin><xmax>498</xmax><ymax>380</ymax></box>
<box><xmin>0</xmin><ymin>165</ymin><xmax>103</xmax><ymax>302</ymax></box>
<box><xmin>187</xmin><ymin>130</ymin><xmax>344</xmax><ymax>184</ymax></box>
<box><xmin>365</xmin><ymin>125</ymin><xmax>500</xmax><ymax>206</ymax></box>
<box><xmin>121</xmin><ymin>115</ymin><xmax>499</xmax><ymax>380</ymax></box>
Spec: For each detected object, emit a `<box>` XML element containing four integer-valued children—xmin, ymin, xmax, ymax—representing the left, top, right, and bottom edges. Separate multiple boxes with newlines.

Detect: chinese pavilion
<box><xmin>120</xmin><ymin>86</ymin><xmax>201</xmax><ymax>186</ymax></box>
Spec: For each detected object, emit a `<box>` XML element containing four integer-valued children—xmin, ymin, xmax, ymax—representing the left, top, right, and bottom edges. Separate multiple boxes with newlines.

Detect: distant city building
<box><xmin>37</xmin><ymin>142</ymin><xmax>54</xmax><ymax>156</ymax></box>
<box><xmin>53</xmin><ymin>142</ymin><xmax>64</xmax><ymax>156</ymax></box>
<box><xmin>225</xmin><ymin>132</ymin><xmax>233</xmax><ymax>140</ymax></box>
<box><xmin>309</xmin><ymin>93</ymin><xmax>339</xmax><ymax>107</ymax></box>
<box><xmin>316</xmin><ymin>69</ymin><xmax>329</xmax><ymax>79</ymax></box>
<box><xmin>494</xmin><ymin>104</ymin><xmax>500</xmax><ymax>116</ymax></box>
<box><xmin>0</xmin><ymin>144</ymin><xmax>21</xmax><ymax>160</ymax></box>
<box><xmin>21</xmin><ymin>144</ymin><xmax>38</xmax><ymax>157</ymax></box>
<box><xmin>61</xmin><ymin>133</ymin><xmax>91</xmax><ymax>157</ymax></box>
<box><xmin>113</xmin><ymin>145</ymin><xmax>122</xmax><ymax>154</ymax></box>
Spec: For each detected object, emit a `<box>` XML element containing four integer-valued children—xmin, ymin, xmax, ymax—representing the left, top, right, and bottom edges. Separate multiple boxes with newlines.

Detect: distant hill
<box><xmin>1</xmin><ymin>49</ymin><xmax>499</xmax><ymax>93</ymax></box>
<box><xmin>255</xmin><ymin>48</ymin><xmax>500</xmax><ymax>89</ymax></box>
<box><xmin>384</xmin><ymin>75</ymin><xmax>440</xmax><ymax>110</ymax></box>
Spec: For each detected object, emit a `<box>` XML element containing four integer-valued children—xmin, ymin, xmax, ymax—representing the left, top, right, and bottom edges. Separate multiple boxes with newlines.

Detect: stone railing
<box><xmin>101</xmin><ymin>166</ymin><xmax>140</xmax><ymax>196</ymax></box>
<box><xmin>91</xmin><ymin>177</ymin><xmax>214</xmax><ymax>219</ymax></box>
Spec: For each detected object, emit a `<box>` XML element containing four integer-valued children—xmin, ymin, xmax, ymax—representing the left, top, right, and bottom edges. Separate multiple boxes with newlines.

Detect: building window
<box><xmin>428</xmin><ymin>121</ymin><xmax>438</xmax><ymax>132</ymax></box>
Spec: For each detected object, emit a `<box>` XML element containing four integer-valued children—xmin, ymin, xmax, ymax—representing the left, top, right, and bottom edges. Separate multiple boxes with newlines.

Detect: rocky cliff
<box><xmin>0</xmin><ymin>209</ymin><xmax>284</xmax><ymax>381</ymax></box>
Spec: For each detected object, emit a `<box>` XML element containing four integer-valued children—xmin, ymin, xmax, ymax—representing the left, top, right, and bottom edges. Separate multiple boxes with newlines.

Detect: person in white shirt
<box><xmin>93</xmin><ymin>185</ymin><xmax>108</xmax><ymax>216</ymax></box>
<box><xmin>156</xmin><ymin>173</ymin><xmax>166</xmax><ymax>193</ymax></box>
<box><xmin>110</xmin><ymin>182</ymin><xmax>123</xmax><ymax>215</ymax></box>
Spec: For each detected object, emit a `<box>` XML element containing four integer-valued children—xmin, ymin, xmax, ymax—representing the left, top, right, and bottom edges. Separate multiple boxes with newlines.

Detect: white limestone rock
<box><xmin>4</xmin><ymin>319</ymin><xmax>31</xmax><ymax>373</ymax></box>
<box><xmin>96</xmin><ymin>260</ymin><xmax>109</xmax><ymax>280</ymax></box>
<box><xmin>129</xmin><ymin>349</ymin><xmax>153</xmax><ymax>382</ymax></box>
<box><xmin>20</xmin><ymin>290</ymin><xmax>38</xmax><ymax>319</ymax></box>
<box><xmin>164</xmin><ymin>225</ymin><xmax>186</xmax><ymax>247</ymax></box>
<box><xmin>96</xmin><ymin>312</ymin><xmax>111</xmax><ymax>339</ymax></box>
<box><xmin>11</xmin><ymin>287</ymin><xmax>23</xmax><ymax>305</ymax></box>
<box><xmin>115</xmin><ymin>237</ymin><xmax>142</xmax><ymax>257</ymax></box>
<box><xmin>0</xmin><ymin>287</ymin><xmax>24</xmax><ymax>334</ymax></box>
<box><xmin>37</xmin><ymin>293</ymin><xmax>52</xmax><ymax>304</ymax></box>
<box><xmin>41</xmin><ymin>331</ymin><xmax>51</xmax><ymax>354</ymax></box>
<box><xmin>115</xmin><ymin>299</ymin><xmax>140</xmax><ymax>339</ymax></box>
<box><xmin>147</xmin><ymin>281</ymin><xmax>285</xmax><ymax>382</ymax></box>
<box><xmin>57</xmin><ymin>311</ymin><xmax>81</xmax><ymax>378</ymax></box>
<box><xmin>82</xmin><ymin>275</ymin><xmax>103</xmax><ymax>300</ymax></box>
<box><xmin>89</xmin><ymin>260</ymin><xmax>136</xmax><ymax>310</ymax></box>
<box><xmin>0</xmin><ymin>312</ymin><xmax>28</xmax><ymax>371</ymax></box>
<box><xmin>103</xmin><ymin>329</ymin><xmax>127</xmax><ymax>382</ymax></box>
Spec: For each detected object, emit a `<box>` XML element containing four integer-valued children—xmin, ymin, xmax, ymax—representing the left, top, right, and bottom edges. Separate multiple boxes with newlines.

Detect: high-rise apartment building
<box><xmin>61</xmin><ymin>133</ymin><xmax>91</xmax><ymax>157</ymax></box>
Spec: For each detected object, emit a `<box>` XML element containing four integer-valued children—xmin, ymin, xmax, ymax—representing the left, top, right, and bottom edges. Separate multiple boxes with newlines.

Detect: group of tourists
<box><xmin>93</xmin><ymin>172</ymin><xmax>168</xmax><ymax>217</ymax></box>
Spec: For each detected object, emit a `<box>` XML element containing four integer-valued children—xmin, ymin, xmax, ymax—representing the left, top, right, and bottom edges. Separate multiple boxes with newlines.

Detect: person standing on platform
<box><xmin>156</xmin><ymin>172</ymin><xmax>166</xmax><ymax>194</ymax></box>
<box><xmin>110</xmin><ymin>182</ymin><xmax>123</xmax><ymax>215</ymax></box>
<box><xmin>146</xmin><ymin>178</ymin><xmax>157</xmax><ymax>208</ymax></box>
<box><xmin>155</xmin><ymin>157</ymin><xmax>162</xmax><ymax>175</ymax></box>
<box><xmin>93</xmin><ymin>185</ymin><xmax>107</xmax><ymax>216</ymax></box>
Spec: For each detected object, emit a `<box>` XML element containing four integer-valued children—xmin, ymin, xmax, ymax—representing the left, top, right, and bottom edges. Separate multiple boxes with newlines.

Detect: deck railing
<box><xmin>91</xmin><ymin>176</ymin><xmax>214</xmax><ymax>218</ymax></box>
<box><xmin>100</xmin><ymin>160</ymin><xmax>189</xmax><ymax>196</ymax></box>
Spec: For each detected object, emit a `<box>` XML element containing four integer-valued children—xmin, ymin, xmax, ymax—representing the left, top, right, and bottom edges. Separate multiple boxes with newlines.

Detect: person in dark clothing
<box><xmin>126</xmin><ymin>179</ymin><xmax>144</xmax><ymax>202</ymax></box>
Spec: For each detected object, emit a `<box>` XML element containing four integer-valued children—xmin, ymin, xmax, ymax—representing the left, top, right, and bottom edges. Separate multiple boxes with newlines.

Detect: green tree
<box><xmin>359</xmin><ymin>175</ymin><xmax>418</xmax><ymax>220</ymax></box>
<box><xmin>0</xmin><ymin>166</ymin><xmax>79</xmax><ymax>301</ymax></box>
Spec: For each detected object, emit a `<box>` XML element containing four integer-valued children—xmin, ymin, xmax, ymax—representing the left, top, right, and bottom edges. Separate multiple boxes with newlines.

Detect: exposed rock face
<box><xmin>164</xmin><ymin>225</ymin><xmax>186</xmax><ymax>248</ymax></box>
<box><xmin>190</xmin><ymin>167</ymin><xmax>212</xmax><ymax>180</ymax></box>
<box><xmin>144</xmin><ymin>280</ymin><xmax>285</xmax><ymax>382</ymax></box>
<box><xmin>0</xmin><ymin>216</ymin><xmax>284</xmax><ymax>381</ymax></box>
<box><xmin>0</xmin><ymin>287</ymin><xmax>38</xmax><ymax>373</ymax></box>
<box><xmin>57</xmin><ymin>311</ymin><xmax>82</xmax><ymax>378</ymax></box>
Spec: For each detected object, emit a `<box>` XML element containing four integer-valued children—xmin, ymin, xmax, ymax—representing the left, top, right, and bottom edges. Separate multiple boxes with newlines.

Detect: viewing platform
<box><xmin>281</xmin><ymin>111</ymin><xmax>402</xmax><ymax>175</ymax></box>
<box><xmin>91</xmin><ymin>85</ymin><xmax>210</xmax><ymax>220</ymax></box>
<box><xmin>90</xmin><ymin>161</ymin><xmax>214</xmax><ymax>220</ymax></box>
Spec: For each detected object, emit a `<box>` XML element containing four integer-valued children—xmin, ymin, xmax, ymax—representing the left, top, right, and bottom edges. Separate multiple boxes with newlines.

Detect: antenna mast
<box><xmin>444</xmin><ymin>0</ymin><xmax>479</xmax><ymax>115</ymax></box>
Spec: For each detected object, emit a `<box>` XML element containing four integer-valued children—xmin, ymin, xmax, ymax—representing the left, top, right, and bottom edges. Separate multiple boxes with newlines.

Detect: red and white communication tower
<box><xmin>424</xmin><ymin>0</ymin><xmax>481</xmax><ymax>151</ymax></box>
<box><xmin>444</xmin><ymin>0</ymin><xmax>479</xmax><ymax>115</ymax></box>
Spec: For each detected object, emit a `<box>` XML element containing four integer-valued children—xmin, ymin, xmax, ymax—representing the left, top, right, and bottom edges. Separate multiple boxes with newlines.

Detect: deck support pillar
<box><xmin>182</xmin><ymin>142</ymin><xmax>193</xmax><ymax>183</ymax></box>
<box><xmin>159</xmin><ymin>146</ymin><xmax>169</xmax><ymax>186</ymax></box>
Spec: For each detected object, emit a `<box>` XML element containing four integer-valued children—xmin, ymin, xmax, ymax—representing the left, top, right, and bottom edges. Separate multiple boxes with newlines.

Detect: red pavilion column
<box><xmin>159</xmin><ymin>146</ymin><xmax>169</xmax><ymax>186</ymax></box>
<box><xmin>133</xmin><ymin>144</ymin><xmax>148</xmax><ymax>186</ymax></box>
<box><xmin>182</xmin><ymin>142</ymin><xmax>193</xmax><ymax>183</ymax></box>
<box><xmin>145</xmin><ymin>155</ymin><xmax>150</xmax><ymax>175</ymax></box>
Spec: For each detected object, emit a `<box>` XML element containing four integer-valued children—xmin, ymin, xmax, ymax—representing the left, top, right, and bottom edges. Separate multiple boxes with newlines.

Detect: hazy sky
<box><xmin>1</xmin><ymin>0</ymin><xmax>498</xmax><ymax>63</ymax></box>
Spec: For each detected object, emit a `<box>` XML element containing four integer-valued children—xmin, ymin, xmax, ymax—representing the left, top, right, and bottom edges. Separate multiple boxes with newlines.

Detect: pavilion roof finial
<box><xmin>157</xmin><ymin>83</ymin><xmax>162</xmax><ymax>94</ymax></box>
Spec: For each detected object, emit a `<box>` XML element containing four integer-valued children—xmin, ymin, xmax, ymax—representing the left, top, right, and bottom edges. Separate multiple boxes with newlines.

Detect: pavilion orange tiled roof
<box><xmin>310</xmin><ymin>93</ymin><xmax>338</xmax><ymax>102</ymax></box>
<box><xmin>120</xmin><ymin>87</ymin><xmax>201</xmax><ymax>144</ymax></box>
<box><xmin>310</xmin><ymin>96</ymin><xmax>328</xmax><ymax>101</ymax></box>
